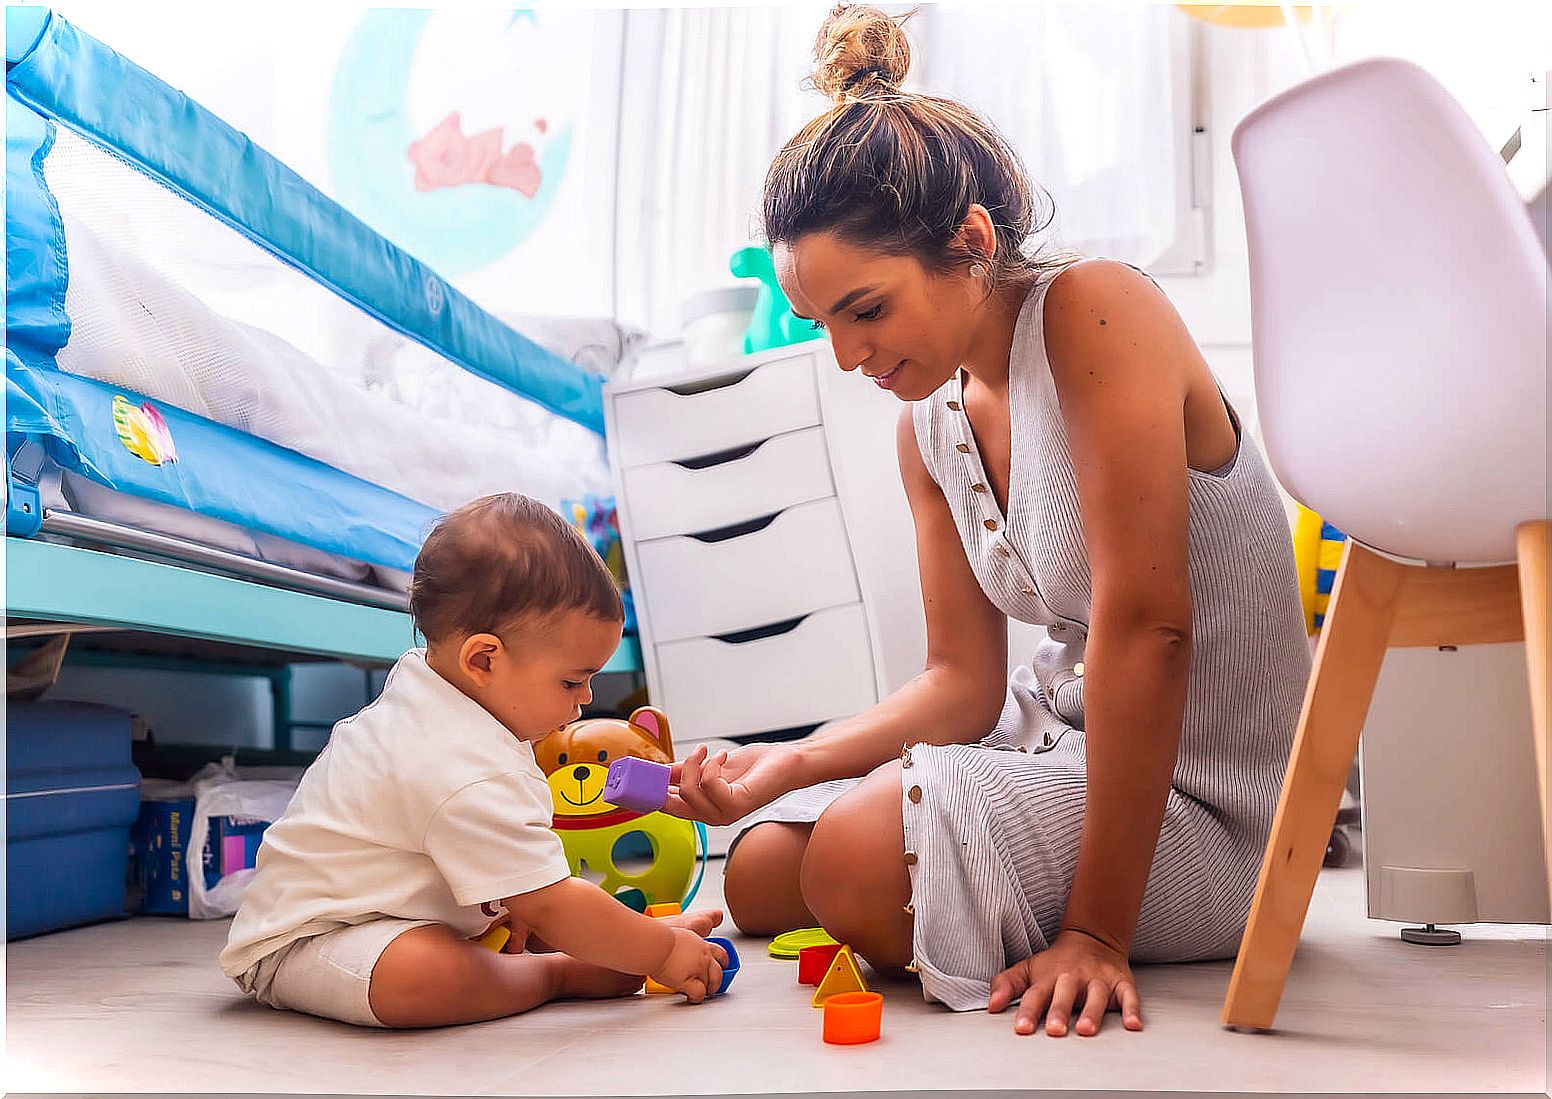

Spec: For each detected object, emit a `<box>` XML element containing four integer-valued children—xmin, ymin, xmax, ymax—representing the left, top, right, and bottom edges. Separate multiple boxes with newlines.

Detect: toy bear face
<box><xmin>535</xmin><ymin>706</ymin><xmax>674</xmax><ymax>819</ymax></box>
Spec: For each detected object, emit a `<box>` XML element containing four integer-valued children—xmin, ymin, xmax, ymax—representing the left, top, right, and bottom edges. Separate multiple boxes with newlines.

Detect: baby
<box><xmin>220</xmin><ymin>493</ymin><xmax>726</xmax><ymax>1027</ymax></box>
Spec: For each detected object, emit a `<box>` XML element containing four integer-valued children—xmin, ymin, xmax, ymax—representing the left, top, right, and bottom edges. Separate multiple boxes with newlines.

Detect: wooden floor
<box><xmin>6</xmin><ymin>856</ymin><xmax>1546</xmax><ymax>1097</ymax></box>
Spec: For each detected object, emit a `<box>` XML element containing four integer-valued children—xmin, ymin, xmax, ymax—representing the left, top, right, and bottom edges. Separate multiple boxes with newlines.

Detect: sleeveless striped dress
<box><xmin>739</xmin><ymin>266</ymin><xmax>1311</xmax><ymax>1010</ymax></box>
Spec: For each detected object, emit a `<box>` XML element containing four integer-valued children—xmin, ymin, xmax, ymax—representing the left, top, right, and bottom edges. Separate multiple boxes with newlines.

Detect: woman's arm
<box><xmin>988</xmin><ymin>258</ymin><xmax>1203</xmax><ymax>1038</ymax></box>
<box><xmin>1043</xmin><ymin>259</ymin><xmax>1199</xmax><ymax>955</ymax></box>
<box><xmin>667</xmin><ymin>409</ymin><xmax>1009</xmax><ymax>823</ymax></box>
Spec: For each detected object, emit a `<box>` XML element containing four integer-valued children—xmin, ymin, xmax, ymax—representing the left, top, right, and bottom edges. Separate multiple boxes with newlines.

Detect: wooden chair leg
<box><xmin>1516</xmin><ymin>520</ymin><xmax>1550</xmax><ymax>911</ymax></box>
<box><xmin>1223</xmin><ymin>540</ymin><xmax>1405</xmax><ymax>1030</ymax></box>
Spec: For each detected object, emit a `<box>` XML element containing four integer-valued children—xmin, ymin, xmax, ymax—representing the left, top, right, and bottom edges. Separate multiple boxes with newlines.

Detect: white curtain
<box><xmin>614</xmin><ymin>3</ymin><xmax>1187</xmax><ymax>336</ymax></box>
<box><xmin>612</xmin><ymin>5</ymin><xmax>832</xmax><ymax>334</ymax></box>
<box><xmin>914</xmin><ymin>3</ymin><xmax>1185</xmax><ymax>265</ymax></box>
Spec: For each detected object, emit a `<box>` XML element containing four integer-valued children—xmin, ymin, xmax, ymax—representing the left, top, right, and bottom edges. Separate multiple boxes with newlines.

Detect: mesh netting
<box><xmin>44</xmin><ymin>127</ymin><xmax>613</xmax><ymax>515</ymax></box>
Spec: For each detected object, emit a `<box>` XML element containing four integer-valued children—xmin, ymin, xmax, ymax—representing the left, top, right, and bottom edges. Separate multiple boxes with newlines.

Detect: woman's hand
<box><xmin>986</xmin><ymin>930</ymin><xmax>1143</xmax><ymax>1037</ymax></box>
<box><xmin>663</xmin><ymin>742</ymin><xmax>804</xmax><ymax>826</ymax></box>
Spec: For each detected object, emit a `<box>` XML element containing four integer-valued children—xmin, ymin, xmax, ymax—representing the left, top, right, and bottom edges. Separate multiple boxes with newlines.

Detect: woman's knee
<box><xmin>723</xmin><ymin>821</ymin><xmax>814</xmax><ymax>936</ymax></box>
<box><xmin>800</xmin><ymin>763</ymin><xmax>912</xmax><ymax>966</ymax></box>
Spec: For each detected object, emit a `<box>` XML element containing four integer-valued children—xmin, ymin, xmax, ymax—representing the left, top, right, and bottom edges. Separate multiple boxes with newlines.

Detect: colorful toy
<box><xmin>769</xmin><ymin>926</ymin><xmax>840</xmax><ymax>959</ymax></box>
<box><xmin>1292</xmin><ymin>503</ymin><xmax>1348</xmax><ymax>633</ymax></box>
<box><xmin>822</xmin><ymin>990</ymin><xmax>883</xmax><ymax>1045</ymax></box>
<box><xmin>535</xmin><ymin>706</ymin><xmax>697</xmax><ymax>908</ymax></box>
<box><xmin>562</xmin><ymin>494</ymin><xmax>635</xmax><ymax>631</ymax></box>
<box><xmin>730</xmin><ymin>245</ymin><xmax>824</xmax><ymax>355</ymax></box>
<box><xmin>603</xmin><ymin>756</ymin><xmax>671</xmax><ymax>814</ymax></box>
<box><xmin>798</xmin><ymin>942</ymin><xmax>845</xmax><ymax>986</ymax></box>
<box><xmin>708</xmin><ymin>936</ymin><xmax>740</xmax><ymax>995</ymax></box>
<box><xmin>476</xmin><ymin>924</ymin><xmax>511</xmax><ymax>953</ymax></box>
<box><xmin>615</xmin><ymin>887</ymin><xmax>648</xmax><ymax>912</ymax></box>
<box><xmin>645</xmin><ymin>902</ymin><xmax>684</xmax><ymax>994</ymax></box>
<box><xmin>812</xmin><ymin>944</ymin><xmax>868</xmax><ymax>1007</ymax></box>
<box><xmin>646</xmin><ymin>932</ymin><xmax>739</xmax><ymax>996</ymax></box>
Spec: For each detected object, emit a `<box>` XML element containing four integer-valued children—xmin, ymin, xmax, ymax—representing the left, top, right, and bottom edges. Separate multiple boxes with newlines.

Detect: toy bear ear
<box><xmin>628</xmin><ymin>705</ymin><xmax>674</xmax><ymax>758</ymax></box>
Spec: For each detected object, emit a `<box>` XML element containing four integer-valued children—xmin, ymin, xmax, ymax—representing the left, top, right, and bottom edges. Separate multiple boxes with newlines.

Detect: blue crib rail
<box><xmin>5</xmin><ymin>8</ymin><xmax>608</xmax><ymax>575</ymax></box>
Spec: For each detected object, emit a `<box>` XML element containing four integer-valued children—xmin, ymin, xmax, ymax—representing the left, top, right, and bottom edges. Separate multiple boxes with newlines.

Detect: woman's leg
<box><xmin>723</xmin><ymin>822</ymin><xmax>816</xmax><ymax>935</ymax></box>
<box><xmin>368</xmin><ymin>924</ymin><xmax>642</xmax><ymax>1028</ymax></box>
<box><xmin>800</xmin><ymin>762</ymin><xmax>914</xmax><ymax>970</ymax></box>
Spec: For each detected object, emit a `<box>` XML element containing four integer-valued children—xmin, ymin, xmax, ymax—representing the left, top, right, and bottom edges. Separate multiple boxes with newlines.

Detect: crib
<box><xmin>5</xmin><ymin>9</ymin><xmax>639</xmax><ymax>752</ymax></box>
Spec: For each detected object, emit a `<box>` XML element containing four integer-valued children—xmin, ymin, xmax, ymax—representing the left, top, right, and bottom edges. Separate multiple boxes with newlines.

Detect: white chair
<box><xmin>1224</xmin><ymin>57</ymin><xmax>1549</xmax><ymax>1031</ymax></box>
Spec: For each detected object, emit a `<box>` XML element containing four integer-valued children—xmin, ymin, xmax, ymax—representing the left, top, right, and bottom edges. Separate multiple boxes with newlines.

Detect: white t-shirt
<box><xmin>220</xmin><ymin>649</ymin><xmax>570</xmax><ymax>978</ymax></box>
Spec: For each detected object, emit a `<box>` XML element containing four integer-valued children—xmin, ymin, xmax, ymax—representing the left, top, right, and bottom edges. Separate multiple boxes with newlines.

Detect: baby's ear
<box><xmin>459</xmin><ymin>633</ymin><xmax>502</xmax><ymax>683</ymax></box>
<box><xmin>628</xmin><ymin>706</ymin><xmax>674</xmax><ymax>759</ymax></box>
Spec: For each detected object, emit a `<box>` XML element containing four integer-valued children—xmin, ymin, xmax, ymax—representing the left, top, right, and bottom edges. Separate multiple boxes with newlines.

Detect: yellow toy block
<box><xmin>1292</xmin><ymin>502</ymin><xmax>1323</xmax><ymax>633</ymax></box>
<box><xmin>477</xmin><ymin>925</ymin><xmax>511</xmax><ymax>953</ymax></box>
<box><xmin>645</xmin><ymin>976</ymin><xmax>674</xmax><ymax>994</ymax></box>
<box><xmin>811</xmin><ymin>944</ymin><xmax>868</xmax><ymax>1007</ymax></box>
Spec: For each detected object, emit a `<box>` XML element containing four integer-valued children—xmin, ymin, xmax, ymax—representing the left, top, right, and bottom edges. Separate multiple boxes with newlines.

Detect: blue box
<box><xmin>6</xmin><ymin>702</ymin><xmax>141</xmax><ymax>939</ymax></box>
<box><xmin>132</xmin><ymin>796</ymin><xmax>196</xmax><ymax>915</ymax></box>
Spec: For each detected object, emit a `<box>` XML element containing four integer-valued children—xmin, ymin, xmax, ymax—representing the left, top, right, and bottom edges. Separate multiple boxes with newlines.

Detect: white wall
<box><xmin>1155</xmin><ymin>21</ymin><xmax>1309</xmax><ymax>431</ymax></box>
<box><xmin>1157</xmin><ymin>3</ymin><xmax>1549</xmax><ymax>437</ymax></box>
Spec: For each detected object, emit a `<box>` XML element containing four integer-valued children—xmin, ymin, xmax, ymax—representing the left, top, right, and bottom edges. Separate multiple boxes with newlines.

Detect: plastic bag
<box><xmin>184</xmin><ymin>758</ymin><xmax>303</xmax><ymax>919</ymax></box>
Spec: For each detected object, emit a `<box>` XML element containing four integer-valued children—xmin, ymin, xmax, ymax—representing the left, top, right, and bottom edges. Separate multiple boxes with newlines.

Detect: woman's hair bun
<box><xmin>812</xmin><ymin>4</ymin><xmax>912</xmax><ymax>104</ymax></box>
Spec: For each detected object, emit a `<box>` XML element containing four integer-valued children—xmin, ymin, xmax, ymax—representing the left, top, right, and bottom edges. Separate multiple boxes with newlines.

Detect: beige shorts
<box><xmin>234</xmin><ymin>918</ymin><xmax>437</xmax><ymax>1027</ymax></box>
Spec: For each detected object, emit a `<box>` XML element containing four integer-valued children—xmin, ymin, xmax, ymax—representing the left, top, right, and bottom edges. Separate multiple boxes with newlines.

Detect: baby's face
<box><xmin>483</xmin><ymin>611</ymin><xmax>624</xmax><ymax>742</ymax></box>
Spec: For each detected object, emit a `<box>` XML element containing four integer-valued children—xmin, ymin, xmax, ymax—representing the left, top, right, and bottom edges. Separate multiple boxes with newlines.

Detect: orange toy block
<box><xmin>643</xmin><ymin>900</ymin><xmax>685</xmax><ymax>991</ymax></box>
<box><xmin>822</xmin><ymin>990</ymin><xmax>884</xmax><ymax>1044</ymax></box>
<box><xmin>811</xmin><ymin>944</ymin><xmax>868</xmax><ymax>1006</ymax></box>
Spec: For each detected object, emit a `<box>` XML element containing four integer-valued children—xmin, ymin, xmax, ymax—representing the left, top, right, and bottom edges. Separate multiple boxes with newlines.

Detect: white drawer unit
<box><xmin>620</xmin><ymin>426</ymin><xmax>835</xmax><ymax>543</ymax></box>
<box><xmin>654</xmin><ymin>604</ymin><xmax>880</xmax><ymax>743</ymax></box>
<box><xmin>609</xmin><ymin>352</ymin><xmax>821</xmax><ymax>468</ymax></box>
<box><xmin>633</xmin><ymin>497</ymin><xmax>861</xmax><ymax>643</ymax></box>
<box><xmin>606</xmin><ymin>344</ymin><xmax>915</xmax><ymax>748</ymax></box>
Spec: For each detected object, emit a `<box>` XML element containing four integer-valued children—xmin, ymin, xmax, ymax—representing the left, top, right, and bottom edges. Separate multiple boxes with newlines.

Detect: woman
<box><xmin>668</xmin><ymin>5</ymin><xmax>1310</xmax><ymax>1038</ymax></box>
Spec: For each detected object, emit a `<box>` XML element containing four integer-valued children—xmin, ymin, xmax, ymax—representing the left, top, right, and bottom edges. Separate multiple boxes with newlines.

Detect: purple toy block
<box><xmin>603</xmin><ymin>756</ymin><xmax>671</xmax><ymax>813</ymax></box>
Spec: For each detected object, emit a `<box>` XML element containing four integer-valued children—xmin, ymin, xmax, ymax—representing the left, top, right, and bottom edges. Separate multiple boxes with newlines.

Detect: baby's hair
<box><xmin>765</xmin><ymin>4</ymin><xmax>1070</xmax><ymax>289</ymax></box>
<box><xmin>408</xmin><ymin>493</ymin><xmax>623</xmax><ymax>645</ymax></box>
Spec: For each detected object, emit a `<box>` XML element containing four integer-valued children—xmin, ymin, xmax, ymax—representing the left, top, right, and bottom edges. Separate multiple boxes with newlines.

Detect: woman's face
<box><xmin>773</xmin><ymin>232</ymin><xmax>978</xmax><ymax>402</ymax></box>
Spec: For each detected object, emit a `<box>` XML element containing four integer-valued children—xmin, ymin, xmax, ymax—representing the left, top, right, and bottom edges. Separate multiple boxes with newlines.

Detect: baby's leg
<box><xmin>723</xmin><ymin>821</ymin><xmax>816</xmax><ymax>935</ymax></box>
<box><xmin>369</xmin><ymin>924</ymin><xmax>642</xmax><ymax>1028</ymax></box>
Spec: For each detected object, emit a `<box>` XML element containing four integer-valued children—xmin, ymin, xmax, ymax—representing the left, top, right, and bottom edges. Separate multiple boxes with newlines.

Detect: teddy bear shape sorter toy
<box><xmin>532</xmin><ymin>705</ymin><xmax>698</xmax><ymax>909</ymax></box>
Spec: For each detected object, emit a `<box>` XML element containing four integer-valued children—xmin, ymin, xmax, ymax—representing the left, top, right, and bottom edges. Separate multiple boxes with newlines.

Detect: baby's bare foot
<box><xmin>659</xmin><ymin>908</ymin><xmax>724</xmax><ymax>938</ymax></box>
<box><xmin>547</xmin><ymin>955</ymin><xmax>646</xmax><ymax>1001</ymax></box>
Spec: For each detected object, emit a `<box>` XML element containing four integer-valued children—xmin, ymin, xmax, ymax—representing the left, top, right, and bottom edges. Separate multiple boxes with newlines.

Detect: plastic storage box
<box><xmin>6</xmin><ymin>702</ymin><xmax>141</xmax><ymax>938</ymax></box>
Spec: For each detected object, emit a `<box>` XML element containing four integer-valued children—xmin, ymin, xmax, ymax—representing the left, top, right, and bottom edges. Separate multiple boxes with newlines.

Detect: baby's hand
<box><xmin>650</xmin><ymin>927</ymin><xmax>727</xmax><ymax>1003</ymax></box>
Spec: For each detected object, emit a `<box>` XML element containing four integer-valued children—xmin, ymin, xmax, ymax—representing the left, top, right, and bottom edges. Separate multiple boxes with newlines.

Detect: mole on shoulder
<box><xmin>1098</xmin><ymin>318</ymin><xmax>1107</xmax><ymax>326</ymax></box>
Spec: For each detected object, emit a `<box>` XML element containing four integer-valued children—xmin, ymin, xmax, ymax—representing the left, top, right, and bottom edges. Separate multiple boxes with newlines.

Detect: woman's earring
<box><xmin>969</xmin><ymin>263</ymin><xmax>987</xmax><ymax>278</ymax></box>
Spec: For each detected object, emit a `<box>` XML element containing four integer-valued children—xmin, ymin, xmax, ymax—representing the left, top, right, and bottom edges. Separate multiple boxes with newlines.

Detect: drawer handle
<box><xmin>674</xmin><ymin>439</ymin><xmax>767</xmax><ymax>470</ymax></box>
<box><xmin>688</xmin><ymin>512</ymin><xmax>779</xmax><ymax>544</ymax></box>
<box><xmin>711</xmin><ymin>615</ymin><xmax>810</xmax><ymax>645</ymax></box>
<box><xmin>664</xmin><ymin>368</ymin><xmax>757</xmax><ymax>397</ymax></box>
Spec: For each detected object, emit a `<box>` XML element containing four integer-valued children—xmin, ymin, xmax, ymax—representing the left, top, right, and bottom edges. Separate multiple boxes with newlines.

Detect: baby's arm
<box><xmin>503</xmin><ymin>880</ymin><xmax>727</xmax><ymax>1002</ymax></box>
